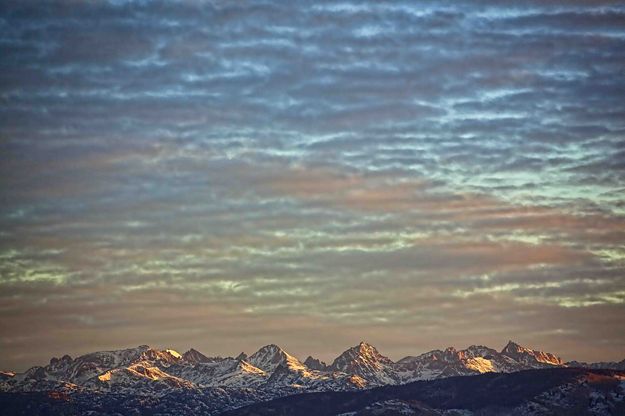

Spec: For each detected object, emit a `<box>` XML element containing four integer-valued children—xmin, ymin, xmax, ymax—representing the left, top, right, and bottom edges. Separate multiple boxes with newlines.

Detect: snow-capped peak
<box><xmin>247</xmin><ymin>344</ymin><xmax>304</xmax><ymax>373</ymax></box>
<box><xmin>331</xmin><ymin>341</ymin><xmax>394</xmax><ymax>369</ymax></box>
<box><xmin>329</xmin><ymin>342</ymin><xmax>396</xmax><ymax>385</ymax></box>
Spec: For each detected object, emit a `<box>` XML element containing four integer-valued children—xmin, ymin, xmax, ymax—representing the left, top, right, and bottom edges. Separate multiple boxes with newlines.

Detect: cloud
<box><xmin>0</xmin><ymin>0</ymin><xmax>624</xmax><ymax>370</ymax></box>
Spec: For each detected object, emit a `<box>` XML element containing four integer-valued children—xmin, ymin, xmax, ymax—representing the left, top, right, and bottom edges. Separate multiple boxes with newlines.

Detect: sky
<box><xmin>1</xmin><ymin>0</ymin><xmax>625</xmax><ymax>371</ymax></box>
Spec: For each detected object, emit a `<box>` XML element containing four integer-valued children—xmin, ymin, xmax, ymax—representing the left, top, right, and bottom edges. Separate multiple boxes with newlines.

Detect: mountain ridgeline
<box><xmin>1</xmin><ymin>340</ymin><xmax>624</xmax><ymax>415</ymax></box>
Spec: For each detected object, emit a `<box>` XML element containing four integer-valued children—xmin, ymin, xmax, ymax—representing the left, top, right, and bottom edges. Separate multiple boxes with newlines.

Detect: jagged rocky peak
<box><xmin>248</xmin><ymin>344</ymin><xmax>283</xmax><ymax>363</ymax></box>
<box><xmin>464</xmin><ymin>345</ymin><xmax>498</xmax><ymax>357</ymax></box>
<box><xmin>235</xmin><ymin>352</ymin><xmax>248</xmax><ymax>361</ymax></box>
<box><xmin>351</xmin><ymin>341</ymin><xmax>388</xmax><ymax>358</ymax></box>
<box><xmin>304</xmin><ymin>356</ymin><xmax>327</xmax><ymax>371</ymax></box>
<box><xmin>247</xmin><ymin>344</ymin><xmax>302</xmax><ymax>372</ymax></box>
<box><xmin>443</xmin><ymin>346</ymin><xmax>458</xmax><ymax>359</ymax></box>
<box><xmin>140</xmin><ymin>347</ymin><xmax>182</xmax><ymax>364</ymax></box>
<box><xmin>71</xmin><ymin>344</ymin><xmax>184</xmax><ymax>370</ymax></box>
<box><xmin>182</xmin><ymin>348</ymin><xmax>210</xmax><ymax>363</ymax></box>
<box><xmin>331</xmin><ymin>341</ymin><xmax>393</xmax><ymax>371</ymax></box>
<box><xmin>329</xmin><ymin>341</ymin><xmax>397</xmax><ymax>385</ymax></box>
<box><xmin>71</xmin><ymin>344</ymin><xmax>151</xmax><ymax>367</ymax></box>
<box><xmin>437</xmin><ymin>346</ymin><xmax>483</xmax><ymax>362</ymax></box>
<box><xmin>501</xmin><ymin>340</ymin><xmax>563</xmax><ymax>366</ymax></box>
<box><xmin>446</xmin><ymin>345</ymin><xmax>500</xmax><ymax>361</ymax></box>
<box><xmin>254</xmin><ymin>344</ymin><xmax>282</xmax><ymax>353</ymax></box>
<box><xmin>502</xmin><ymin>340</ymin><xmax>525</xmax><ymax>354</ymax></box>
<box><xmin>49</xmin><ymin>354</ymin><xmax>73</xmax><ymax>367</ymax></box>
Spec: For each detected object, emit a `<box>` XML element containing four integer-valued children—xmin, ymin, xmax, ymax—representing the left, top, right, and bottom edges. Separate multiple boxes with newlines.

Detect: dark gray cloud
<box><xmin>0</xmin><ymin>0</ymin><xmax>624</xmax><ymax>371</ymax></box>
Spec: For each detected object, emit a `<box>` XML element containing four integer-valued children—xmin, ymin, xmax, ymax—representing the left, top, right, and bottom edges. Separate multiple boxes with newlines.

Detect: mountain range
<box><xmin>1</xmin><ymin>340</ymin><xmax>624</xmax><ymax>415</ymax></box>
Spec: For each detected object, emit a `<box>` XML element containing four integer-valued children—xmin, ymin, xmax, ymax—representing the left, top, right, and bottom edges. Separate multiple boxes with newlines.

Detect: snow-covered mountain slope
<box><xmin>265</xmin><ymin>361</ymin><xmax>368</xmax><ymax>391</ymax></box>
<box><xmin>84</xmin><ymin>361</ymin><xmax>196</xmax><ymax>392</ymax></box>
<box><xmin>223</xmin><ymin>368</ymin><xmax>625</xmax><ymax>416</ymax></box>
<box><xmin>5</xmin><ymin>345</ymin><xmax>177</xmax><ymax>389</ymax></box>
<box><xmin>170</xmin><ymin>357</ymin><xmax>268</xmax><ymax>388</ymax></box>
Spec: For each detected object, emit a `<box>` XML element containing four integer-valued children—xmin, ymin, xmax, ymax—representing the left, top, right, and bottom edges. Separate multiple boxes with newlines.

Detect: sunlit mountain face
<box><xmin>0</xmin><ymin>0</ymin><xmax>624</xmax><ymax>375</ymax></box>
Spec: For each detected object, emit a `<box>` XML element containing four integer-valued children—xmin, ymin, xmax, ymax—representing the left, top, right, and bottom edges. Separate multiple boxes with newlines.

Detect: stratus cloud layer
<box><xmin>1</xmin><ymin>1</ymin><xmax>624</xmax><ymax>370</ymax></box>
